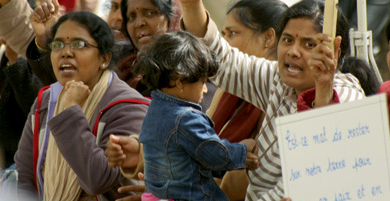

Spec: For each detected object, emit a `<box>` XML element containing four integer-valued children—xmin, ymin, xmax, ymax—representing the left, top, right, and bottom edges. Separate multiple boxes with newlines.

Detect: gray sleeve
<box><xmin>48</xmin><ymin>101</ymin><xmax>147</xmax><ymax>195</ymax></box>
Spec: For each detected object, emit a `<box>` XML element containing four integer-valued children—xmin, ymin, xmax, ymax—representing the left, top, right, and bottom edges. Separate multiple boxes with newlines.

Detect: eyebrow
<box><xmin>53</xmin><ymin>37</ymin><xmax>88</xmax><ymax>41</ymax></box>
<box><xmin>282</xmin><ymin>32</ymin><xmax>316</xmax><ymax>42</ymax></box>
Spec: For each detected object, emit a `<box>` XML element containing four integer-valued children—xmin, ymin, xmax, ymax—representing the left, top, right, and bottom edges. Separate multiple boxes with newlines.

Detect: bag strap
<box><xmin>33</xmin><ymin>85</ymin><xmax>50</xmax><ymax>192</ymax></box>
<box><xmin>92</xmin><ymin>99</ymin><xmax>150</xmax><ymax>135</ymax></box>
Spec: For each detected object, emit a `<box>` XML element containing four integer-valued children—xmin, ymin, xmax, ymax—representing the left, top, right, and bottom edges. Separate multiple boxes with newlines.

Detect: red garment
<box><xmin>211</xmin><ymin>92</ymin><xmax>262</xmax><ymax>143</ymax></box>
<box><xmin>58</xmin><ymin>0</ymin><xmax>76</xmax><ymax>13</ymax></box>
<box><xmin>296</xmin><ymin>88</ymin><xmax>340</xmax><ymax>112</ymax></box>
<box><xmin>376</xmin><ymin>81</ymin><xmax>390</xmax><ymax>125</ymax></box>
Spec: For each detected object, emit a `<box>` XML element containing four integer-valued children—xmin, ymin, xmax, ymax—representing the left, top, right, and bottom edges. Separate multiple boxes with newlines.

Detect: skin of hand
<box><xmin>0</xmin><ymin>0</ymin><xmax>10</xmax><ymax>7</ymax></box>
<box><xmin>105</xmin><ymin>135</ymin><xmax>140</xmax><ymax>168</ymax></box>
<box><xmin>179</xmin><ymin>0</ymin><xmax>207</xmax><ymax>38</ymax></box>
<box><xmin>0</xmin><ymin>39</ymin><xmax>19</xmax><ymax>65</ymax></box>
<box><xmin>307</xmin><ymin>34</ymin><xmax>342</xmax><ymax>108</ymax></box>
<box><xmin>5</xmin><ymin>45</ymin><xmax>19</xmax><ymax>65</ymax></box>
<box><xmin>240</xmin><ymin>139</ymin><xmax>260</xmax><ymax>170</ymax></box>
<box><xmin>280</xmin><ymin>199</ymin><xmax>292</xmax><ymax>201</ymax></box>
<box><xmin>62</xmin><ymin>80</ymin><xmax>90</xmax><ymax>109</ymax></box>
<box><xmin>30</xmin><ymin>0</ymin><xmax>62</xmax><ymax>49</ymax></box>
<box><xmin>115</xmin><ymin>172</ymin><xmax>145</xmax><ymax>201</ymax></box>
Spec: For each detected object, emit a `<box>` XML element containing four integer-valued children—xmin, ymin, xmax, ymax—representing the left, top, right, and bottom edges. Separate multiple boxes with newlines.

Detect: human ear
<box><xmin>99</xmin><ymin>53</ymin><xmax>112</xmax><ymax>69</ymax></box>
<box><xmin>175</xmin><ymin>79</ymin><xmax>183</xmax><ymax>92</ymax></box>
<box><xmin>264</xmin><ymin>28</ymin><xmax>276</xmax><ymax>48</ymax></box>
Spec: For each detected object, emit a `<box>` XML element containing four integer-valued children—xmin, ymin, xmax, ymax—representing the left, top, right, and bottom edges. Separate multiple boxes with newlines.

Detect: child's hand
<box><xmin>116</xmin><ymin>172</ymin><xmax>145</xmax><ymax>201</ymax></box>
<box><xmin>245</xmin><ymin>151</ymin><xmax>260</xmax><ymax>170</ymax></box>
<box><xmin>105</xmin><ymin>135</ymin><xmax>140</xmax><ymax>168</ymax></box>
<box><xmin>240</xmin><ymin>139</ymin><xmax>258</xmax><ymax>154</ymax></box>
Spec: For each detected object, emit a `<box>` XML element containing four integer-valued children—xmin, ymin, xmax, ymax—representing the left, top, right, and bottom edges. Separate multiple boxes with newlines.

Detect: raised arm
<box><xmin>179</xmin><ymin>0</ymin><xmax>207</xmax><ymax>37</ymax></box>
<box><xmin>0</xmin><ymin>0</ymin><xmax>35</xmax><ymax>58</ymax></box>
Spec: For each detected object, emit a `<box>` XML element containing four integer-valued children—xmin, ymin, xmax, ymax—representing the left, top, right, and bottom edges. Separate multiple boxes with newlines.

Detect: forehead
<box><xmin>55</xmin><ymin>20</ymin><xmax>93</xmax><ymax>40</ymax></box>
<box><xmin>283</xmin><ymin>18</ymin><xmax>318</xmax><ymax>38</ymax></box>
<box><xmin>127</xmin><ymin>0</ymin><xmax>156</xmax><ymax>10</ymax></box>
<box><xmin>223</xmin><ymin>10</ymin><xmax>240</xmax><ymax>27</ymax></box>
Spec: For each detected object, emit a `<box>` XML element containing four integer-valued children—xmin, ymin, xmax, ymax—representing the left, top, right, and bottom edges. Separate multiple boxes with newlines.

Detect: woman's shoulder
<box><xmin>334</xmin><ymin>71</ymin><xmax>362</xmax><ymax>87</ymax></box>
<box><xmin>107</xmin><ymin>72</ymin><xmax>150</xmax><ymax>102</ymax></box>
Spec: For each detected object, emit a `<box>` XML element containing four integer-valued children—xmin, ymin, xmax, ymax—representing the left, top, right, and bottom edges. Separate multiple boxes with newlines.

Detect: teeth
<box><xmin>287</xmin><ymin>65</ymin><xmax>302</xmax><ymax>74</ymax></box>
<box><xmin>61</xmin><ymin>64</ymin><xmax>72</xmax><ymax>68</ymax></box>
<box><xmin>63</xmin><ymin>69</ymin><xmax>76</xmax><ymax>73</ymax></box>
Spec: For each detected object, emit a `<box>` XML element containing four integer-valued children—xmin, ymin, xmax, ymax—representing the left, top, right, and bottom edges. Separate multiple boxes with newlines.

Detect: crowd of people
<box><xmin>0</xmin><ymin>0</ymin><xmax>389</xmax><ymax>200</ymax></box>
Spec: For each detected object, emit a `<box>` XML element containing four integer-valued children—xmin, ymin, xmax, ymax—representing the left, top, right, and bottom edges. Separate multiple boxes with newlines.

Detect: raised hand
<box><xmin>105</xmin><ymin>135</ymin><xmax>140</xmax><ymax>168</ymax></box>
<box><xmin>307</xmin><ymin>33</ymin><xmax>341</xmax><ymax>108</ymax></box>
<box><xmin>62</xmin><ymin>80</ymin><xmax>90</xmax><ymax>109</ymax></box>
<box><xmin>30</xmin><ymin>0</ymin><xmax>62</xmax><ymax>50</ymax></box>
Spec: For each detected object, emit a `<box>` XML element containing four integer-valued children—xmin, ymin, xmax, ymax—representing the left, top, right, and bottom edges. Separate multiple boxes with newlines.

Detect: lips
<box><xmin>285</xmin><ymin>62</ymin><xmax>302</xmax><ymax>75</ymax></box>
<box><xmin>137</xmin><ymin>32</ymin><xmax>151</xmax><ymax>45</ymax></box>
<box><xmin>111</xmin><ymin>27</ymin><xmax>125</xmax><ymax>39</ymax></box>
<box><xmin>59</xmin><ymin>63</ymin><xmax>77</xmax><ymax>74</ymax></box>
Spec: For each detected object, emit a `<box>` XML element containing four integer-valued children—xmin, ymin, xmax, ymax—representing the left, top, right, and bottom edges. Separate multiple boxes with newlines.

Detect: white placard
<box><xmin>276</xmin><ymin>94</ymin><xmax>390</xmax><ymax>201</ymax></box>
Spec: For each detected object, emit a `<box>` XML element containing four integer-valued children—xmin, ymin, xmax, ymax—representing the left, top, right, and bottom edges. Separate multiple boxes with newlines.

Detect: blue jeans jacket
<box><xmin>140</xmin><ymin>90</ymin><xmax>247</xmax><ymax>201</ymax></box>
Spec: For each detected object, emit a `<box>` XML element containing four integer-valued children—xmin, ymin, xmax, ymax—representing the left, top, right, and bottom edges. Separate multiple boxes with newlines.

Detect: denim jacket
<box><xmin>140</xmin><ymin>90</ymin><xmax>247</xmax><ymax>201</ymax></box>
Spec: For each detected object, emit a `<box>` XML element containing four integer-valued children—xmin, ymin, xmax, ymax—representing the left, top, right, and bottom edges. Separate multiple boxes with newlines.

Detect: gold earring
<box><xmin>102</xmin><ymin>64</ymin><xmax>106</xmax><ymax>68</ymax></box>
<box><xmin>265</xmin><ymin>44</ymin><xmax>268</xmax><ymax>48</ymax></box>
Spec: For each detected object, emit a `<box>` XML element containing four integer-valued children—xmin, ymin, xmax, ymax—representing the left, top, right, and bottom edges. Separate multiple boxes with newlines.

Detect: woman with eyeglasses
<box><xmin>14</xmin><ymin>11</ymin><xmax>149</xmax><ymax>201</ymax></box>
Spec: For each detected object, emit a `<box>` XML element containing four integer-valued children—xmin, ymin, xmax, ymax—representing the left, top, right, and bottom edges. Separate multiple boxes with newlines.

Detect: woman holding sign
<box><xmin>179</xmin><ymin>0</ymin><xmax>365</xmax><ymax>200</ymax></box>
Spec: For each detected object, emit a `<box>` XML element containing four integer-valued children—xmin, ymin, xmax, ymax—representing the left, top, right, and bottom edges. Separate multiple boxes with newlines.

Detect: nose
<box><xmin>134</xmin><ymin>16</ymin><xmax>146</xmax><ymax>28</ymax></box>
<box><xmin>61</xmin><ymin>44</ymin><xmax>74</xmax><ymax>58</ymax></box>
<box><xmin>113</xmin><ymin>9</ymin><xmax>122</xmax><ymax>22</ymax></box>
<box><xmin>203</xmin><ymin>83</ymin><xmax>208</xmax><ymax>94</ymax></box>
<box><xmin>286</xmin><ymin>43</ymin><xmax>301</xmax><ymax>58</ymax></box>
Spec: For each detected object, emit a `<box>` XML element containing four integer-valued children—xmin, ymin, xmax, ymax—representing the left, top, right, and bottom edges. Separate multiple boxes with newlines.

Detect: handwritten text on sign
<box><xmin>276</xmin><ymin>94</ymin><xmax>390</xmax><ymax>201</ymax></box>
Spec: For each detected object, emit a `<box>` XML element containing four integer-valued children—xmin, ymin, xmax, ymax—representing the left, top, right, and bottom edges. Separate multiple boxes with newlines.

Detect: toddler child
<box><xmin>133</xmin><ymin>31</ymin><xmax>259</xmax><ymax>201</ymax></box>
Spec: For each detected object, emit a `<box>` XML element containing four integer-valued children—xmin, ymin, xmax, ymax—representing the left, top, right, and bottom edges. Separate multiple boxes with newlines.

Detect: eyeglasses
<box><xmin>49</xmin><ymin>40</ymin><xmax>98</xmax><ymax>50</ymax></box>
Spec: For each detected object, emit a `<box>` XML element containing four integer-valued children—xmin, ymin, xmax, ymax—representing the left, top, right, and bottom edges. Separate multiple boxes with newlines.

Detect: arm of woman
<box><xmin>180</xmin><ymin>0</ymin><xmax>207</xmax><ymax>38</ymax></box>
<box><xmin>3</xmin><ymin>58</ymin><xmax>43</xmax><ymax>115</ymax></box>
<box><xmin>307</xmin><ymin>34</ymin><xmax>340</xmax><ymax>108</ymax></box>
<box><xmin>14</xmin><ymin>99</ymin><xmax>40</xmax><ymax>200</ymax></box>
<box><xmin>0</xmin><ymin>0</ymin><xmax>35</xmax><ymax>58</ymax></box>
<box><xmin>47</xmin><ymin>101</ymin><xmax>148</xmax><ymax>195</ymax></box>
<box><xmin>180</xmin><ymin>5</ymin><xmax>276</xmax><ymax>111</ymax></box>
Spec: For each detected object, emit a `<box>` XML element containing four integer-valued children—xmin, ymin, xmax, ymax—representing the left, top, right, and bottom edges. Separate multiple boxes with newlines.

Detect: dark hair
<box><xmin>340</xmin><ymin>56</ymin><xmax>380</xmax><ymax>96</ymax></box>
<box><xmin>120</xmin><ymin>0</ymin><xmax>175</xmax><ymax>50</ymax></box>
<box><xmin>227</xmin><ymin>0</ymin><xmax>287</xmax><ymax>35</ymax></box>
<box><xmin>387</xmin><ymin>23</ymin><xmax>390</xmax><ymax>42</ymax></box>
<box><xmin>277</xmin><ymin>0</ymin><xmax>350</xmax><ymax>68</ymax></box>
<box><xmin>49</xmin><ymin>11</ymin><xmax>115</xmax><ymax>68</ymax></box>
<box><xmin>133</xmin><ymin>31</ymin><xmax>219</xmax><ymax>90</ymax></box>
<box><xmin>227</xmin><ymin>0</ymin><xmax>287</xmax><ymax>56</ymax></box>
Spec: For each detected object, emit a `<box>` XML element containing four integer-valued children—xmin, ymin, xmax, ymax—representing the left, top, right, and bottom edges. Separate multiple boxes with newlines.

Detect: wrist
<box><xmin>35</xmin><ymin>37</ymin><xmax>48</xmax><ymax>52</ymax></box>
<box><xmin>0</xmin><ymin>0</ymin><xmax>10</xmax><ymax>8</ymax></box>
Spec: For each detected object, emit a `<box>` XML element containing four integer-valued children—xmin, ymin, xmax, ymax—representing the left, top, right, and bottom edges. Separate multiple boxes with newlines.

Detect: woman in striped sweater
<box><xmin>179</xmin><ymin>0</ymin><xmax>365</xmax><ymax>200</ymax></box>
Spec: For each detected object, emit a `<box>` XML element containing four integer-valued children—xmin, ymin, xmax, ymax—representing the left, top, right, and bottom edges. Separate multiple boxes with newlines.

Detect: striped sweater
<box><xmin>203</xmin><ymin>19</ymin><xmax>365</xmax><ymax>200</ymax></box>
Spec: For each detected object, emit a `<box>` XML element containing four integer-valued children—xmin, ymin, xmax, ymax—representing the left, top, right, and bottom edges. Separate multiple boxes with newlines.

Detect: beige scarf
<box><xmin>43</xmin><ymin>70</ymin><xmax>111</xmax><ymax>201</ymax></box>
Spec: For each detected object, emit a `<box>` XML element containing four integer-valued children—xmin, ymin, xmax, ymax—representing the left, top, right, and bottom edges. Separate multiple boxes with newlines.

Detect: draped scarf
<box><xmin>43</xmin><ymin>70</ymin><xmax>111</xmax><ymax>201</ymax></box>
